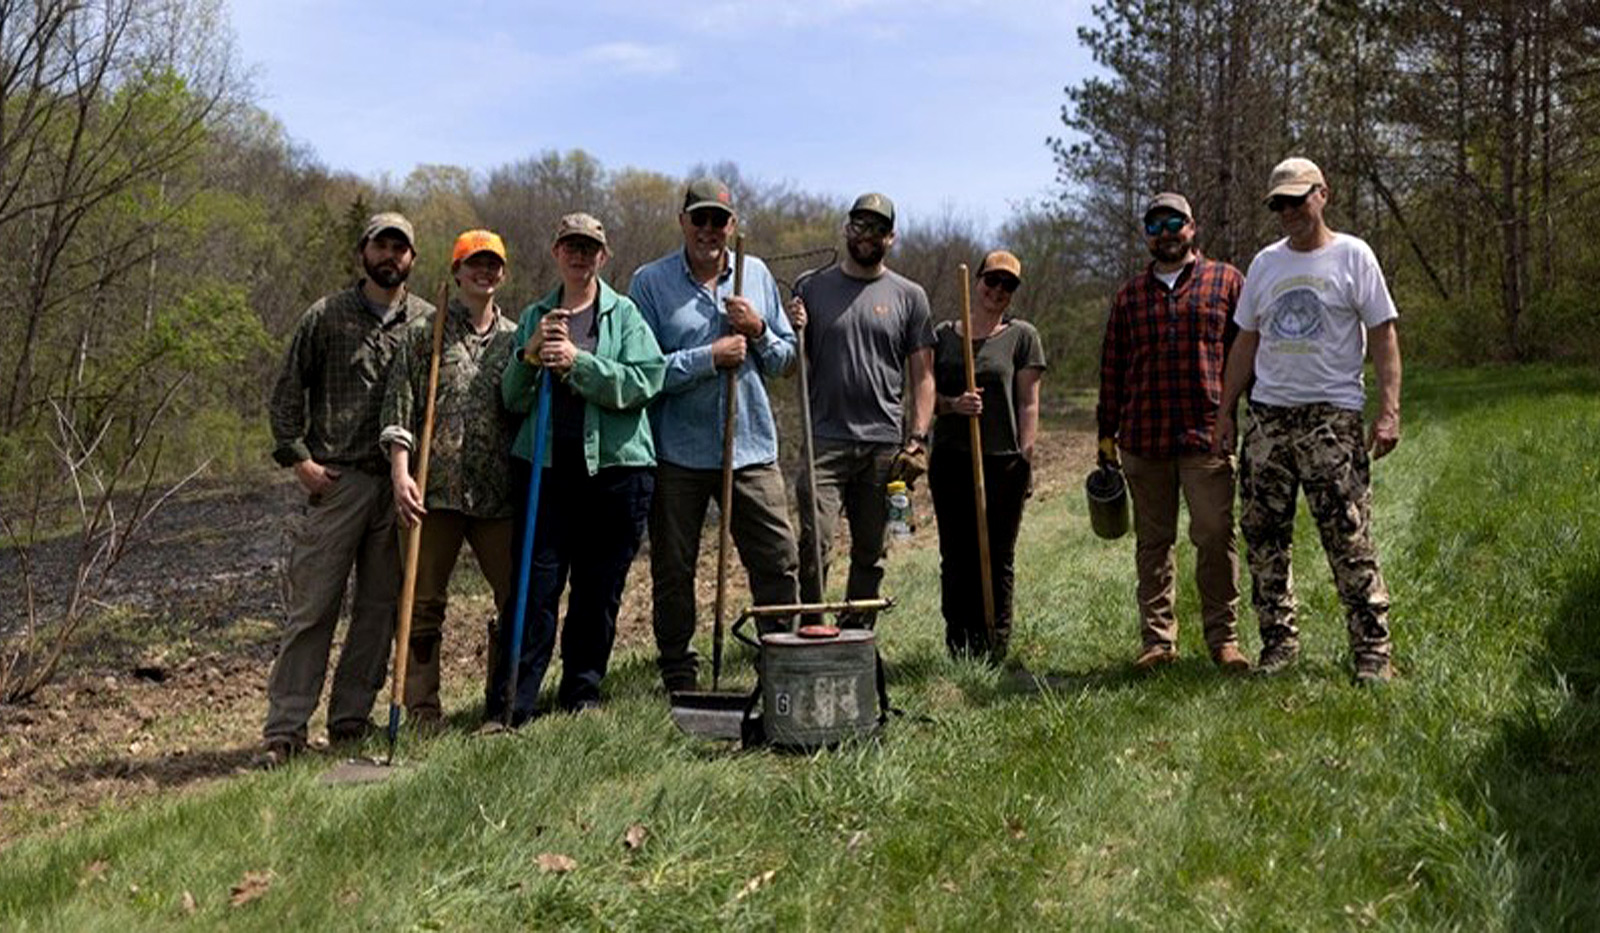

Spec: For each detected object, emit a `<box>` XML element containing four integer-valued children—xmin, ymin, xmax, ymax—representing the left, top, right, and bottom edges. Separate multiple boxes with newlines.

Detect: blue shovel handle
<box><xmin>505</xmin><ymin>369</ymin><xmax>553</xmax><ymax>725</ymax></box>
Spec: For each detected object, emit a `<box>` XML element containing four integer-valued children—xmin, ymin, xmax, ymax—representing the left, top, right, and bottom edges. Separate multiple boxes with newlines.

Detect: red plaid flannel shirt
<box><xmin>1096</xmin><ymin>256</ymin><xmax>1243</xmax><ymax>458</ymax></box>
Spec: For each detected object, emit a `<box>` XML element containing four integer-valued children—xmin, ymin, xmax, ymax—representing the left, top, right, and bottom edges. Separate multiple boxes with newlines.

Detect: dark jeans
<box><xmin>928</xmin><ymin>446</ymin><xmax>1031</xmax><ymax>659</ymax></box>
<box><xmin>486</xmin><ymin>446</ymin><xmax>653</xmax><ymax>723</ymax></box>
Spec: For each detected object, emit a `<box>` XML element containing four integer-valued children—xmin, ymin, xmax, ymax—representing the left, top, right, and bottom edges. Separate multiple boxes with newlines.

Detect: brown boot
<box><xmin>1212</xmin><ymin>644</ymin><xmax>1251</xmax><ymax>675</ymax></box>
<box><xmin>1133</xmin><ymin>645</ymin><xmax>1178</xmax><ymax>672</ymax></box>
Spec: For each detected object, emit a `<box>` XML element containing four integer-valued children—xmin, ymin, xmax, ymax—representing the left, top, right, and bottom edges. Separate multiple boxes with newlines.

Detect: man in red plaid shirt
<box><xmin>1096</xmin><ymin>193</ymin><xmax>1250</xmax><ymax>675</ymax></box>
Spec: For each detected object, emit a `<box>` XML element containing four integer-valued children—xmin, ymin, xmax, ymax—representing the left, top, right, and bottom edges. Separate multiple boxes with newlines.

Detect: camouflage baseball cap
<box><xmin>552</xmin><ymin>212</ymin><xmax>608</xmax><ymax>248</ymax></box>
<box><xmin>361</xmin><ymin>211</ymin><xmax>415</xmax><ymax>247</ymax></box>
<box><xmin>849</xmin><ymin>192</ymin><xmax>895</xmax><ymax>228</ymax></box>
<box><xmin>1143</xmin><ymin>192</ymin><xmax>1192</xmax><ymax>223</ymax></box>
<box><xmin>451</xmin><ymin>229</ymin><xmax>507</xmax><ymax>266</ymax></box>
<box><xmin>682</xmin><ymin>178</ymin><xmax>736</xmax><ymax>217</ymax></box>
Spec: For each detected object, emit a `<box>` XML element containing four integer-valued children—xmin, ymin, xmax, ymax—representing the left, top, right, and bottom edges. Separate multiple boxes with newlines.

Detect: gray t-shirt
<box><xmin>931</xmin><ymin>319</ymin><xmax>1047</xmax><ymax>455</ymax></box>
<box><xmin>798</xmin><ymin>266</ymin><xmax>936</xmax><ymax>444</ymax></box>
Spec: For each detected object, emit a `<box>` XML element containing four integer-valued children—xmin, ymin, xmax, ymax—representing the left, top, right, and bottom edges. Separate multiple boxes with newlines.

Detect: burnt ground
<box><xmin>0</xmin><ymin>419</ymin><xmax>1093</xmax><ymax>849</ymax></box>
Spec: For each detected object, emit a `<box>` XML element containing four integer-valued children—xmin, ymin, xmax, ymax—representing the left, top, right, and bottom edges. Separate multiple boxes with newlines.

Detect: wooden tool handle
<box><xmin>957</xmin><ymin>264</ymin><xmax>997</xmax><ymax>648</ymax></box>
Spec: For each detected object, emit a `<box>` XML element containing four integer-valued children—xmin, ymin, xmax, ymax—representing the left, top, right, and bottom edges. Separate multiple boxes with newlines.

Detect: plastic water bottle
<box><xmin>886</xmin><ymin>481</ymin><xmax>912</xmax><ymax>540</ymax></box>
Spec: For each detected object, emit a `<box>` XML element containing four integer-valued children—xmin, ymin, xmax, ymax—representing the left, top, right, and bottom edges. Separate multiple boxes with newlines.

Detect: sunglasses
<box><xmin>981</xmin><ymin>273</ymin><xmax>1019</xmax><ymax>293</ymax></box>
<box><xmin>1144</xmin><ymin>215</ymin><xmax>1188</xmax><ymax>236</ymax></box>
<box><xmin>847</xmin><ymin>217</ymin><xmax>892</xmax><ymax>238</ymax></box>
<box><xmin>1267</xmin><ymin>189</ymin><xmax>1315</xmax><ymax>213</ymax></box>
<box><xmin>688</xmin><ymin>209</ymin><xmax>732</xmax><ymax>229</ymax></box>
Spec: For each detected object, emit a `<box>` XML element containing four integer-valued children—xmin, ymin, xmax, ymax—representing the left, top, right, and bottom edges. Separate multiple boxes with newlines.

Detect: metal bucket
<box><xmin>1084</xmin><ymin>464</ymin><xmax>1130</xmax><ymax>539</ymax></box>
<box><xmin>759</xmin><ymin>628</ymin><xmax>878</xmax><ymax>749</ymax></box>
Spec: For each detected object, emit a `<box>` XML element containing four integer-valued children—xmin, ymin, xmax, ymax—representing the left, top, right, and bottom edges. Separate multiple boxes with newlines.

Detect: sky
<box><xmin>228</xmin><ymin>0</ymin><xmax>1102</xmax><ymax>234</ymax></box>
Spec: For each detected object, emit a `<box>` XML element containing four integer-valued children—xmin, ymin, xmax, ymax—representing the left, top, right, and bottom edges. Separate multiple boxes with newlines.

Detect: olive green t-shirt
<box><xmin>931</xmin><ymin>318</ymin><xmax>1047</xmax><ymax>455</ymax></box>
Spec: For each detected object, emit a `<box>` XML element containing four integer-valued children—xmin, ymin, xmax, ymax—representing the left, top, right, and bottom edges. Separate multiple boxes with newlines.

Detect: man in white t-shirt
<box><xmin>1214</xmin><ymin>157</ymin><xmax>1402</xmax><ymax>684</ymax></box>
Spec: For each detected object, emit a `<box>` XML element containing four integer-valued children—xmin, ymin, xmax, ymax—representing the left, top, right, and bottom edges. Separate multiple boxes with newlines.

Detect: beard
<box><xmin>1148</xmin><ymin>235</ymin><xmax>1193</xmax><ymax>265</ymax></box>
<box><xmin>364</xmin><ymin>255</ymin><xmax>410</xmax><ymax>289</ymax></box>
<box><xmin>847</xmin><ymin>237</ymin><xmax>887</xmax><ymax>267</ymax></box>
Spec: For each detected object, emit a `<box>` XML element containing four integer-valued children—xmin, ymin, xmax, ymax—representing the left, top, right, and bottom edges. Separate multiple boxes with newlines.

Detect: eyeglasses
<box><xmin>980</xmin><ymin>273</ymin><xmax>1019</xmax><ymax>293</ymax></box>
<box><xmin>1144</xmin><ymin>215</ymin><xmax>1188</xmax><ymax>236</ymax></box>
<box><xmin>557</xmin><ymin>237</ymin><xmax>602</xmax><ymax>258</ymax></box>
<box><xmin>1267</xmin><ymin>189</ymin><xmax>1315</xmax><ymax>213</ymax></box>
<box><xmin>847</xmin><ymin>217</ymin><xmax>892</xmax><ymax>238</ymax></box>
<box><xmin>688</xmin><ymin>209</ymin><xmax>732</xmax><ymax>229</ymax></box>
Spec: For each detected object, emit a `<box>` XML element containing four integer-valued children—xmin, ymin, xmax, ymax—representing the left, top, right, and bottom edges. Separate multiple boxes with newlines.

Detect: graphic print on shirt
<box><xmin>1262</xmin><ymin>277</ymin><xmax>1327</xmax><ymax>354</ymax></box>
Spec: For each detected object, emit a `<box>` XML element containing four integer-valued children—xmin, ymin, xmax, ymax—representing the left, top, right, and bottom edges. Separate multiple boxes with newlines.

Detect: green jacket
<box><xmin>501</xmin><ymin>278</ymin><xmax>665</xmax><ymax>474</ymax></box>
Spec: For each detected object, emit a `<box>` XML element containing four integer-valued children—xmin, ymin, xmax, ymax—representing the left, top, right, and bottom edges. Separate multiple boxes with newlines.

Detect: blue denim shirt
<box><xmin>630</xmin><ymin>249</ymin><xmax>797</xmax><ymax>470</ymax></box>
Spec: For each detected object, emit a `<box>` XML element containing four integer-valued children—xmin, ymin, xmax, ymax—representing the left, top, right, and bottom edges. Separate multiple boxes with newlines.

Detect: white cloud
<box><xmin>580</xmin><ymin>41</ymin><xmax>681</xmax><ymax>75</ymax></box>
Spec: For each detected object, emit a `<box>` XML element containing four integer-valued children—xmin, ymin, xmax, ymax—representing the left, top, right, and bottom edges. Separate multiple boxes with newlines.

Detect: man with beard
<box><xmin>786</xmin><ymin>192</ymin><xmax>935</xmax><ymax>629</ymax></box>
<box><xmin>630</xmin><ymin>179</ymin><xmax>800</xmax><ymax>694</ymax></box>
<box><xmin>1098</xmin><ymin>193</ymin><xmax>1249</xmax><ymax>675</ymax></box>
<box><xmin>1215</xmin><ymin>158</ymin><xmax>1402</xmax><ymax>685</ymax></box>
<box><xmin>263</xmin><ymin>212</ymin><xmax>434</xmax><ymax>760</ymax></box>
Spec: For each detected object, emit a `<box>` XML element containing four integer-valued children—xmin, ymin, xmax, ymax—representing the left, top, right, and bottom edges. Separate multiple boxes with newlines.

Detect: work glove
<box><xmin>889</xmin><ymin>445</ymin><xmax>928</xmax><ymax>488</ymax></box>
<box><xmin>1098</xmin><ymin>436</ymin><xmax>1119</xmax><ymax>469</ymax></box>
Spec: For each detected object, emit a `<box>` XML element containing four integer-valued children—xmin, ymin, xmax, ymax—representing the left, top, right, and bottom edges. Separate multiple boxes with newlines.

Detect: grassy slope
<box><xmin>2</xmin><ymin>365</ymin><xmax>1597</xmax><ymax>931</ymax></box>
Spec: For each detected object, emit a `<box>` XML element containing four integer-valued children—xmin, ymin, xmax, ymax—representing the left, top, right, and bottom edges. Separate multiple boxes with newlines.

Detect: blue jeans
<box><xmin>488</xmin><ymin>444</ymin><xmax>653</xmax><ymax>722</ymax></box>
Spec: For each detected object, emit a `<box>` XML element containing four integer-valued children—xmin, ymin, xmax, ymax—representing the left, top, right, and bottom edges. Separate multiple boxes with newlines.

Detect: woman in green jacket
<box><xmin>490</xmin><ymin>213</ymin><xmax>665</xmax><ymax>724</ymax></box>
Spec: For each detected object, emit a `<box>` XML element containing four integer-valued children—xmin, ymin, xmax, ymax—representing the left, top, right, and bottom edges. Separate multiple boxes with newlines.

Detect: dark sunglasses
<box><xmin>1144</xmin><ymin>215</ymin><xmax>1187</xmax><ymax>236</ymax></box>
<box><xmin>981</xmin><ymin>273</ymin><xmax>1020</xmax><ymax>293</ymax></box>
<box><xmin>847</xmin><ymin>217</ymin><xmax>892</xmax><ymax>238</ymax></box>
<box><xmin>1267</xmin><ymin>189</ymin><xmax>1315</xmax><ymax>213</ymax></box>
<box><xmin>689</xmin><ymin>209</ymin><xmax>732</xmax><ymax>229</ymax></box>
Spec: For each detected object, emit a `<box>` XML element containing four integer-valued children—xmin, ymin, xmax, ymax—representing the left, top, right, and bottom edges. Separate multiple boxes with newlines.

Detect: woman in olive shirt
<box><xmin>929</xmin><ymin>250</ymin><xmax>1046</xmax><ymax>661</ymax></box>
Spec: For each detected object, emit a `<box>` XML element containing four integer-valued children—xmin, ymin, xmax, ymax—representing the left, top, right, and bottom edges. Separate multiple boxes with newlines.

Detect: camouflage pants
<box><xmin>1239</xmin><ymin>403</ymin><xmax>1391</xmax><ymax>658</ymax></box>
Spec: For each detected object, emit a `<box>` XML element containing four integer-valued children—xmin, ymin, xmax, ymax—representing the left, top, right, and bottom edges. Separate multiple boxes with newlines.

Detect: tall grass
<box><xmin>1</xmin><ymin>365</ymin><xmax>1596</xmax><ymax>930</ymax></box>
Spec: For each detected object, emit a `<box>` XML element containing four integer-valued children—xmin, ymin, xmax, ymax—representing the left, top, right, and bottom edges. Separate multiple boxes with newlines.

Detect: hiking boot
<box><xmin>327</xmin><ymin>719</ymin><xmax>378</xmax><ymax>745</ymax></box>
<box><xmin>1212</xmin><ymin>644</ymin><xmax>1251</xmax><ymax>675</ymax></box>
<box><xmin>663</xmin><ymin>673</ymin><xmax>699</xmax><ymax>696</ymax></box>
<box><xmin>406</xmin><ymin>708</ymin><xmax>447</xmax><ymax>737</ymax></box>
<box><xmin>257</xmin><ymin>736</ymin><xmax>305</xmax><ymax>769</ymax></box>
<box><xmin>1133</xmin><ymin>645</ymin><xmax>1178</xmax><ymax>673</ymax></box>
<box><xmin>1353</xmin><ymin>653</ymin><xmax>1395</xmax><ymax>686</ymax></box>
<box><xmin>1254</xmin><ymin>642</ymin><xmax>1300</xmax><ymax>676</ymax></box>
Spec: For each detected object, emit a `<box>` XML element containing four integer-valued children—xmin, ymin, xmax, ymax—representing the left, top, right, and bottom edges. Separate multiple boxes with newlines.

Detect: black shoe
<box><xmin>1254</xmin><ymin>642</ymin><xmax>1300</xmax><ymax>676</ymax></box>
<box><xmin>327</xmin><ymin>719</ymin><xmax>378</xmax><ymax>744</ymax></box>
<box><xmin>257</xmin><ymin>736</ymin><xmax>306</xmax><ymax>769</ymax></box>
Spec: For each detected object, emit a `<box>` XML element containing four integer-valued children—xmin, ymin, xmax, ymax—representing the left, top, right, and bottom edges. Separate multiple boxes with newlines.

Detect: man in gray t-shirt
<box><xmin>788</xmin><ymin>192</ymin><xmax>936</xmax><ymax>626</ymax></box>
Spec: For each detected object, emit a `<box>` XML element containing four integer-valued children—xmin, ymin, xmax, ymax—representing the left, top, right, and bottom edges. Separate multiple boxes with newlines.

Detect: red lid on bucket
<box><xmin>796</xmin><ymin>624</ymin><xmax>841</xmax><ymax>639</ymax></box>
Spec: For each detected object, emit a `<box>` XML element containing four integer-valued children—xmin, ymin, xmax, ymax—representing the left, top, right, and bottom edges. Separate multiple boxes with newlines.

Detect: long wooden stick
<box><xmin>712</xmin><ymin>234</ymin><xmax>745</xmax><ymax>691</ymax></box>
<box><xmin>386</xmin><ymin>280</ymin><xmax>449</xmax><ymax>762</ymax></box>
<box><xmin>957</xmin><ymin>264</ymin><xmax>997</xmax><ymax>651</ymax></box>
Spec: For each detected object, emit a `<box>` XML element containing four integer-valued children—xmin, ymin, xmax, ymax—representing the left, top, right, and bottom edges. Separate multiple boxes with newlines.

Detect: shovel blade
<box><xmin>668</xmin><ymin>691</ymin><xmax>749</xmax><ymax>741</ymax></box>
<box><xmin>319</xmin><ymin>757</ymin><xmax>401</xmax><ymax>785</ymax></box>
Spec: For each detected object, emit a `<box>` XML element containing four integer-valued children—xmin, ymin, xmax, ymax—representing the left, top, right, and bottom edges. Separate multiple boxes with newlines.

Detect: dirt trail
<box><xmin>0</xmin><ymin>422</ymin><xmax>1093</xmax><ymax>848</ymax></box>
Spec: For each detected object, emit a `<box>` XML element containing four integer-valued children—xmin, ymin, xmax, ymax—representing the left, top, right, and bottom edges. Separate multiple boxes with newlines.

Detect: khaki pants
<box><xmin>264</xmin><ymin>470</ymin><xmax>399</xmax><ymax>743</ymax></box>
<box><xmin>649</xmin><ymin>460</ymin><xmax>799</xmax><ymax>690</ymax></box>
<box><xmin>1122</xmin><ymin>450</ymin><xmax>1240</xmax><ymax>654</ymax></box>
<box><xmin>405</xmin><ymin>509</ymin><xmax>514</xmax><ymax>718</ymax></box>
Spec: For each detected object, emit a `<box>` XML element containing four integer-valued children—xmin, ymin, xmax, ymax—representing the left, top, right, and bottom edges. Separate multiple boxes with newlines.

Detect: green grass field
<box><xmin>2</xmin><ymin>365</ymin><xmax>1597</xmax><ymax>930</ymax></box>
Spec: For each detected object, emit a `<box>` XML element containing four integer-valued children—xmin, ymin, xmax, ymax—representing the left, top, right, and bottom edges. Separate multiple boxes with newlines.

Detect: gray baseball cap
<box><xmin>849</xmin><ymin>192</ymin><xmax>896</xmax><ymax>228</ymax></box>
<box><xmin>682</xmin><ymin>177</ymin><xmax>736</xmax><ymax>216</ymax></box>
<box><xmin>1143</xmin><ymin>193</ymin><xmax>1192</xmax><ymax>223</ymax></box>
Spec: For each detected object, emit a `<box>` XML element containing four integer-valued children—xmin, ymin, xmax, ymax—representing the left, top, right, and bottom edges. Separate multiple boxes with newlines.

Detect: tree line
<box><xmin>1</xmin><ymin>0</ymin><xmax>1596</xmax><ymax>499</ymax></box>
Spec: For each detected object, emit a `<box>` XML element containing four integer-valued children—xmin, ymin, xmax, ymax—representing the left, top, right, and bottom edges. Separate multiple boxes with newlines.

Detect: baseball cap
<box><xmin>552</xmin><ymin>212</ymin><xmax>608</xmax><ymax>248</ymax></box>
<box><xmin>682</xmin><ymin>178</ymin><xmax>735</xmax><ymax>216</ymax></box>
<box><xmin>1143</xmin><ymin>192</ymin><xmax>1192</xmax><ymax>223</ymax></box>
<box><xmin>977</xmin><ymin>250</ymin><xmax>1022</xmax><ymax>282</ymax></box>
<box><xmin>1264</xmin><ymin>157</ymin><xmax>1325</xmax><ymax>203</ymax></box>
<box><xmin>361</xmin><ymin>211</ymin><xmax>414</xmax><ymax>247</ymax></box>
<box><xmin>849</xmin><ymin>192</ymin><xmax>895</xmax><ymax>228</ymax></box>
<box><xmin>451</xmin><ymin>229</ymin><xmax>507</xmax><ymax>267</ymax></box>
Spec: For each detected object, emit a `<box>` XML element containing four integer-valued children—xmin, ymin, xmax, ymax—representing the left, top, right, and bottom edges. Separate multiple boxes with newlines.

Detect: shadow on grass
<box><xmin>55</xmin><ymin>747</ymin><xmax>261</xmax><ymax>789</ymax></box>
<box><xmin>1469</xmin><ymin>562</ymin><xmax>1600</xmax><ymax>926</ymax></box>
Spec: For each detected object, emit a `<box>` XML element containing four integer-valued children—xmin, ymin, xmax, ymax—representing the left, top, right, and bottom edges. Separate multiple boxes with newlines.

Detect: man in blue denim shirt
<box><xmin>630</xmin><ymin>178</ymin><xmax>801</xmax><ymax>693</ymax></box>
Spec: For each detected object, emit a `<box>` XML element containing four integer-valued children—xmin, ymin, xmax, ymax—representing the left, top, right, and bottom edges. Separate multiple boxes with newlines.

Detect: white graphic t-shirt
<box><xmin>1234</xmin><ymin>233</ymin><xmax>1398</xmax><ymax>411</ymax></box>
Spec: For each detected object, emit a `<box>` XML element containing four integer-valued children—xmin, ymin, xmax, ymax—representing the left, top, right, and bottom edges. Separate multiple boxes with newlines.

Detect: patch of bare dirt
<box><xmin>0</xmin><ymin>418</ymin><xmax>1096</xmax><ymax>849</ymax></box>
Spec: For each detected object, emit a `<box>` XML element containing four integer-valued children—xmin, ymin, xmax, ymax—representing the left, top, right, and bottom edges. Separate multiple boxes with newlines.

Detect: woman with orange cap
<box><xmin>380</xmin><ymin>229</ymin><xmax>521</xmax><ymax>726</ymax></box>
<box><xmin>928</xmin><ymin>250</ymin><xmax>1047</xmax><ymax>662</ymax></box>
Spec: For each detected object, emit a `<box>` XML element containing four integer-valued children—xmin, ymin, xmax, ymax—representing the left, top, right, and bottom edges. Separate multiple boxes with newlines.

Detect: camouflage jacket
<box><xmin>380</xmin><ymin>298</ymin><xmax>519</xmax><ymax>518</ymax></box>
<box><xmin>270</xmin><ymin>282</ymin><xmax>433</xmax><ymax>474</ymax></box>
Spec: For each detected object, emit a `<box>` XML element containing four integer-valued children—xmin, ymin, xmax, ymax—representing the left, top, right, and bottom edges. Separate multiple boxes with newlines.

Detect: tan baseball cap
<box><xmin>977</xmin><ymin>250</ymin><xmax>1022</xmax><ymax>282</ymax></box>
<box><xmin>552</xmin><ymin>212</ymin><xmax>608</xmax><ymax>248</ymax></box>
<box><xmin>361</xmin><ymin>211</ymin><xmax>415</xmax><ymax>247</ymax></box>
<box><xmin>1143</xmin><ymin>192</ymin><xmax>1192</xmax><ymax>222</ymax></box>
<box><xmin>1264</xmin><ymin>157</ymin><xmax>1325</xmax><ymax>203</ymax></box>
